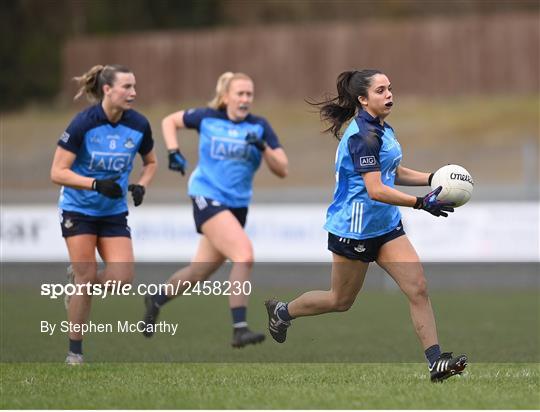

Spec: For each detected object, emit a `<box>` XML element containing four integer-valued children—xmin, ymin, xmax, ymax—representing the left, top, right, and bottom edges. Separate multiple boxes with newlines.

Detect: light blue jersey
<box><xmin>324</xmin><ymin>110</ymin><xmax>402</xmax><ymax>239</ymax></box>
<box><xmin>183</xmin><ymin>108</ymin><xmax>281</xmax><ymax>207</ymax></box>
<box><xmin>57</xmin><ymin>104</ymin><xmax>153</xmax><ymax>216</ymax></box>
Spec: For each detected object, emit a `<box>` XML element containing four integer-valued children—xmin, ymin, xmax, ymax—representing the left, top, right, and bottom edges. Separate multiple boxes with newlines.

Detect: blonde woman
<box><xmin>51</xmin><ymin>64</ymin><xmax>157</xmax><ymax>364</ymax></box>
<box><xmin>142</xmin><ymin>72</ymin><xmax>288</xmax><ymax>348</ymax></box>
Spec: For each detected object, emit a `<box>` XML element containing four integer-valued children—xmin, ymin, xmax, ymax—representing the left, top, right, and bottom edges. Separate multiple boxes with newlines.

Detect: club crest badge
<box><xmin>124</xmin><ymin>138</ymin><xmax>135</xmax><ymax>149</ymax></box>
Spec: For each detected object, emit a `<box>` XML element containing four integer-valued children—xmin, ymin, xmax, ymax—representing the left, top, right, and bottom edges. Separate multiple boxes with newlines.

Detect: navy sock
<box><xmin>69</xmin><ymin>339</ymin><xmax>82</xmax><ymax>355</ymax></box>
<box><xmin>231</xmin><ymin>306</ymin><xmax>247</xmax><ymax>328</ymax></box>
<box><xmin>152</xmin><ymin>292</ymin><xmax>169</xmax><ymax>307</ymax></box>
<box><xmin>425</xmin><ymin>344</ymin><xmax>441</xmax><ymax>366</ymax></box>
<box><xmin>277</xmin><ymin>302</ymin><xmax>293</xmax><ymax>321</ymax></box>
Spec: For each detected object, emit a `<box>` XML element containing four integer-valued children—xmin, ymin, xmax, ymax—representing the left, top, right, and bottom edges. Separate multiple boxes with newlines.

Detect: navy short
<box><xmin>191</xmin><ymin>196</ymin><xmax>248</xmax><ymax>234</ymax></box>
<box><xmin>60</xmin><ymin>210</ymin><xmax>131</xmax><ymax>238</ymax></box>
<box><xmin>328</xmin><ymin>221</ymin><xmax>405</xmax><ymax>262</ymax></box>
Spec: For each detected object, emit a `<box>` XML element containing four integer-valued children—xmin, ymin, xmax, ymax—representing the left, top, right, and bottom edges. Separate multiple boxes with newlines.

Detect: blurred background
<box><xmin>1</xmin><ymin>0</ymin><xmax>539</xmax><ymax>260</ymax></box>
<box><xmin>1</xmin><ymin>0</ymin><xmax>539</xmax><ymax>201</ymax></box>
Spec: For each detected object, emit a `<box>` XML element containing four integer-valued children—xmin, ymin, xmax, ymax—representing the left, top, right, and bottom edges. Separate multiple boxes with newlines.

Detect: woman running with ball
<box><xmin>265</xmin><ymin>69</ymin><xmax>467</xmax><ymax>382</ymax></box>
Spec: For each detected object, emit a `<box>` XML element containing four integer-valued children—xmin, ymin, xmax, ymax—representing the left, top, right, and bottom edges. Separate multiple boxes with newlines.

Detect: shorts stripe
<box><xmin>195</xmin><ymin>196</ymin><xmax>208</xmax><ymax>210</ymax></box>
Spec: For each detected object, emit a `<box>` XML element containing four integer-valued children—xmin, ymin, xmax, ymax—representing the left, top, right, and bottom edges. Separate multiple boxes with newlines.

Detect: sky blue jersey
<box><xmin>324</xmin><ymin>110</ymin><xmax>403</xmax><ymax>239</ymax></box>
<box><xmin>183</xmin><ymin>108</ymin><xmax>281</xmax><ymax>207</ymax></box>
<box><xmin>57</xmin><ymin>104</ymin><xmax>153</xmax><ymax>216</ymax></box>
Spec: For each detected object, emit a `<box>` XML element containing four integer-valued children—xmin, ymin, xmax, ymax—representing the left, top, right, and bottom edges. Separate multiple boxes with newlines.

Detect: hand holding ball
<box><xmin>430</xmin><ymin>165</ymin><xmax>474</xmax><ymax>207</ymax></box>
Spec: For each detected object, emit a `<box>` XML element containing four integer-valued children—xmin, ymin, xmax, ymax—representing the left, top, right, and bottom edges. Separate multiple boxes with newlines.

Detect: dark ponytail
<box><xmin>311</xmin><ymin>69</ymin><xmax>383</xmax><ymax>139</ymax></box>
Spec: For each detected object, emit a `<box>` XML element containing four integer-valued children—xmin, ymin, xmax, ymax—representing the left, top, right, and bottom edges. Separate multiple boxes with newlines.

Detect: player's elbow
<box><xmin>274</xmin><ymin>166</ymin><xmax>288</xmax><ymax>179</ymax></box>
<box><xmin>161</xmin><ymin>113</ymin><xmax>181</xmax><ymax>130</ymax></box>
<box><xmin>366</xmin><ymin>186</ymin><xmax>384</xmax><ymax>202</ymax></box>
<box><xmin>50</xmin><ymin>167</ymin><xmax>62</xmax><ymax>186</ymax></box>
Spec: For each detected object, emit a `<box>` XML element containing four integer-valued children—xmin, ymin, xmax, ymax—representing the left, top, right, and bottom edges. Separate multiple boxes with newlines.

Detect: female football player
<box><xmin>51</xmin><ymin>64</ymin><xmax>157</xmax><ymax>364</ymax></box>
<box><xmin>265</xmin><ymin>69</ymin><xmax>467</xmax><ymax>382</ymax></box>
<box><xmin>142</xmin><ymin>72</ymin><xmax>288</xmax><ymax>348</ymax></box>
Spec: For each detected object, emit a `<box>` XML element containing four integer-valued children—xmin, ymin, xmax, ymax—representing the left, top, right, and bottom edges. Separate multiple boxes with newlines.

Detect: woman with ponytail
<box><xmin>265</xmin><ymin>69</ymin><xmax>467</xmax><ymax>382</ymax></box>
<box><xmin>50</xmin><ymin>64</ymin><xmax>157</xmax><ymax>364</ymax></box>
<box><xmin>142</xmin><ymin>72</ymin><xmax>288</xmax><ymax>348</ymax></box>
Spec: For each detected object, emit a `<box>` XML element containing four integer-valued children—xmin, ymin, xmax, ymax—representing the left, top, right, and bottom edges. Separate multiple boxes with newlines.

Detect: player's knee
<box><xmin>230</xmin><ymin>247</ymin><xmax>254</xmax><ymax>265</ymax></box>
<box><xmin>104</xmin><ymin>263</ymin><xmax>134</xmax><ymax>284</ymax></box>
<box><xmin>72</xmin><ymin>263</ymin><xmax>98</xmax><ymax>284</ymax></box>
<box><xmin>408</xmin><ymin>276</ymin><xmax>429</xmax><ymax>301</ymax></box>
<box><xmin>331</xmin><ymin>295</ymin><xmax>355</xmax><ymax>312</ymax></box>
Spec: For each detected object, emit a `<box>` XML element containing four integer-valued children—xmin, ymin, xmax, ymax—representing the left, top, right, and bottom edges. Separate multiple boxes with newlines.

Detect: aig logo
<box><xmin>210</xmin><ymin>137</ymin><xmax>250</xmax><ymax>161</ymax></box>
<box><xmin>359</xmin><ymin>156</ymin><xmax>376</xmax><ymax>166</ymax></box>
<box><xmin>89</xmin><ymin>152</ymin><xmax>131</xmax><ymax>171</ymax></box>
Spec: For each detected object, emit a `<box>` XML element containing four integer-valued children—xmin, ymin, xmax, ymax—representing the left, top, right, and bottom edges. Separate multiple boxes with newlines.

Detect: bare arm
<box><xmin>50</xmin><ymin>147</ymin><xmax>94</xmax><ymax>189</ymax></box>
<box><xmin>363</xmin><ymin>171</ymin><xmax>418</xmax><ymax>207</ymax></box>
<box><xmin>395</xmin><ymin>165</ymin><xmax>431</xmax><ymax>186</ymax></box>
<box><xmin>134</xmin><ymin>149</ymin><xmax>158</xmax><ymax>188</ymax></box>
<box><xmin>161</xmin><ymin>110</ymin><xmax>186</xmax><ymax>151</ymax></box>
<box><xmin>263</xmin><ymin>147</ymin><xmax>288</xmax><ymax>178</ymax></box>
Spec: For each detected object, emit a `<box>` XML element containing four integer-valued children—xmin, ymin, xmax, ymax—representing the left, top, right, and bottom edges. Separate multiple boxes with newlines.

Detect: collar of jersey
<box><xmin>218</xmin><ymin>108</ymin><xmax>252</xmax><ymax>124</ymax></box>
<box><xmin>95</xmin><ymin>102</ymin><xmax>126</xmax><ymax>126</ymax></box>
<box><xmin>358</xmin><ymin>109</ymin><xmax>381</xmax><ymax>124</ymax></box>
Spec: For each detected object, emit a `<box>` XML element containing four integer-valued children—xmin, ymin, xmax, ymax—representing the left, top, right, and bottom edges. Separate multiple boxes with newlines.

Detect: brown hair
<box><xmin>310</xmin><ymin>69</ymin><xmax>383</xmax><ymax>139</ymax></box>
<box><xmin>73</xmin><ymin>64</ymin><xmax>132</xmax><ymax>102</ymax></box>
<box><xmin>208</xmin><ymin>72</ymin><xmax>253</xmax><ymax>110</ymax></box>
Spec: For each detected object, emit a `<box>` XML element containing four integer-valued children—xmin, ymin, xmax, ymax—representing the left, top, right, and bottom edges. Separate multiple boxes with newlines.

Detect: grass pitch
<box><xmin>1</xmin><ymin>363</ymin><xmax>539</xmax><ymax>409</ymax></box>
<box><xmin>1</xmin><ymin>285</ymin><xmax>539</xmax><ymax>408</ymax></box>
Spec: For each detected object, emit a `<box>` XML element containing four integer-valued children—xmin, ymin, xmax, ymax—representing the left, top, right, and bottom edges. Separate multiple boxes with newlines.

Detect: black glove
<box><xmin>128</xmin><ymin>184</ymin><xmax>145</xmax><ymax>207</ymax></box>
<box><xmin>414</xmin><ymin>186</ymin><xmax>455</xmax><ymax>217</ymax></box>
<box><xmin>168</xmin><ymin>149</ymin><xmax>187</xmax><ymax>175</ymax></box>
<box><xmin>245</xmin><ymin>132</ymin><xmax>266</xmax><ymax>152</ymax></box>
<box><xmin>428</xmin><ymin>173</ymin><xmax>434</xmax><ymax>186</ymax></box>
<box><xmin>92</xmin><ymin>176</ymin><xmax>123</xmax><ymax>199</ymax></box>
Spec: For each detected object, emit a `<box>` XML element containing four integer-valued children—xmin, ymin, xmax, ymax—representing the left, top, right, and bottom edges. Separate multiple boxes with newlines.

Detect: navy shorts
<box><xmin>60</xmin><ymin>210</ymin><xmax>131</xmax><ymax>238</ymax></box>
<box><xmin>191</xmin><ymin>196</ymin><xmax>248</xmax><ymax>234</ymax></box>
<box><xmin>328</xmin><ymin>221</ymin><xmax>405</xmax><ymax>262</ymax></box>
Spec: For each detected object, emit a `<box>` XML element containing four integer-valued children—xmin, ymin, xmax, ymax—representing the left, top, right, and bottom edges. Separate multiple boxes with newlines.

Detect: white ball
<box><xmin>430</xmin><ymin>164</ymin><xmax>474</xmax><ymax>207</ymax></box>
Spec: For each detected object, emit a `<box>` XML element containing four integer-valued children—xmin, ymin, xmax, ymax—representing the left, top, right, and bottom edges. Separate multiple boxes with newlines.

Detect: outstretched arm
<box><xmin>364</xmin><ymin>171</ymin><xmax>418</xmax><ymax>207</ymax></box>
<box><xmin>395</xmin><ymin>165</ymin><xmax>432</xmax><ymax>186</ymax></box>
<box><xmin>364</xmin><ymin>171</ymin><xmax>453</xmax><ymax>217</ymax></box>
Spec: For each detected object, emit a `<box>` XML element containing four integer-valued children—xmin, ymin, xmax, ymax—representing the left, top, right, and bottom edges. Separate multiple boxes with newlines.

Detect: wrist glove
<box><xmin>428</xmin><ymin>173</ymin><xmax>434</xmax><ymax>186</ymax></box>
<box><xmin>128</xmin><ymin>184</ymin><xmax>145</xmax><ymax>207</ymax></box>
<box><xmin>168</xmin><ymin>149</ymin><xmax>187</xmax><ymax>175</ymax></box>
<box><xmin>414</xmin><ymin>186</ymin><xmax>455</xmax><ymax>217</ymax></box>
<box><xmin>245</xmin><ymin>132</ymin><xmax>266</xmax><ymax>152</ymax></box>
<box><xmin>92</xmin><ymin>176</ymin><xmax>123</xmax><ymax>199</ymax></box>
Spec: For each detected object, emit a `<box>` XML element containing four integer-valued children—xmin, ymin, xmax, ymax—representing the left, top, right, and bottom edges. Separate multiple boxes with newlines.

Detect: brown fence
<box><xmin>63</xmin><ymin>12</ymin><xmax>539</xmax><ymax>103</ymax></box>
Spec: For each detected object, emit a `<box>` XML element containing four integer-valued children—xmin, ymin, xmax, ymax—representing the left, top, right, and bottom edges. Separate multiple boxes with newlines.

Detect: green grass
<box><xmin>1</xmin><ymin>289</ymin><xmax>538</xmax><ymax>363</ymax></box>
<box><xmin>1</xmin><ymin>286</ymin><xmax>539</xmax><ymax>408</ymax></box>
<box><xmin>1</xmin><ymin>363</ymin><xmax>538</xmax><ymax>409</ymax></box>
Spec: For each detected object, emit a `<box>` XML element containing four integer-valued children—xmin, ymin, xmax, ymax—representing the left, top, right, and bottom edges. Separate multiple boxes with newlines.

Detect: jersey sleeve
<box><xmin>138</xmin><ymin>121</ymin><xmax>154</xmax><ymax>156</ymax></box>
<box><xmin>183</xmin><ymin>108</ymin><xmax>211</xmax><ymax>131</ymax></box>
<box><xmin>348</xmin><ymin>131</ymin><xmax>382</xmax><ymax>173</ymax></box>
<box><xmin>261</xmin><ymin>118</ymin><xmax>281</xmax><ymax>149</ymax></box>
<box><xmin>57</xmin><ymin>114</ymin><xmax>85</xmax><ymax>154</ymax></box>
